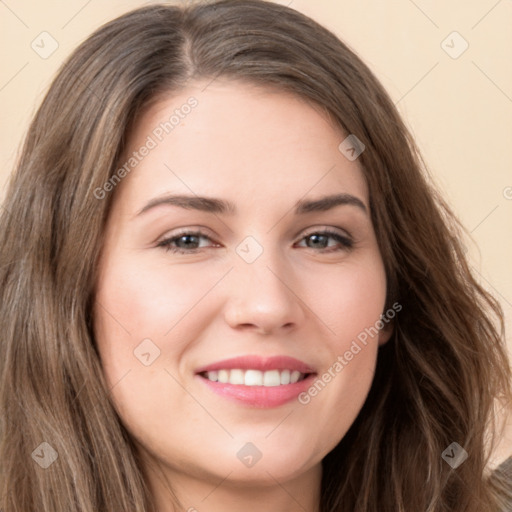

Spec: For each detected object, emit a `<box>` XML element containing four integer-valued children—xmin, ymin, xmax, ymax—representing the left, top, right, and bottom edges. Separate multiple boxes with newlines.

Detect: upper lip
<box><xmin>195</xmin><ymin>355</ymin><xmax>316</xmax><ymax>374</ymax></box>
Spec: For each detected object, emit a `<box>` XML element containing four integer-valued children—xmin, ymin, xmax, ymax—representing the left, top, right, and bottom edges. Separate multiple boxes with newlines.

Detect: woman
<box><xmin>0</xmin><ymin>1</ymin><xmax>510</xmax><ymax>510</ymax></box>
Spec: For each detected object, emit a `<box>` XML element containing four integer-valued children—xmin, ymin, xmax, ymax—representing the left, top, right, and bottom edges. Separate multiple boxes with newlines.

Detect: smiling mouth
<box><xmin>199</xmin><ymin>369</ymin><xmax>311</xmax><ymax>386</ymax></box>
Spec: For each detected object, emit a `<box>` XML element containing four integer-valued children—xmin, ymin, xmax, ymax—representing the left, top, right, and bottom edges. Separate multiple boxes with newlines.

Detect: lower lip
<box><xmin>197</xmin><ymin>374</ymin><xmax>316</xmax><ymax>408</ymax></box>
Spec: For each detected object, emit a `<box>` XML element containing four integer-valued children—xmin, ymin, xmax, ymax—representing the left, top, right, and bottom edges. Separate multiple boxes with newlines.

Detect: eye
<box><xmin>157</xmin><ymin>230</ymin><xmax>216</xmax><ymax>254</ymax></box>
<box><xmin>157</xmin><ymin>228</ymin><xmax>353</xmax><ymax>255</ymax></box>
<box><xmin>295</xmin><ymin>229</ymin><xmax>353</xmax><ymax>253</ymax></box>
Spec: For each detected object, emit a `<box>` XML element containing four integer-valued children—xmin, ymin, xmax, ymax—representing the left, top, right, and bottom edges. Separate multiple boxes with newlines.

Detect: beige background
<box><xmin>1</xmin><ymin>0</ymin><xmax>511</xmax><ymax>463</ymax></box>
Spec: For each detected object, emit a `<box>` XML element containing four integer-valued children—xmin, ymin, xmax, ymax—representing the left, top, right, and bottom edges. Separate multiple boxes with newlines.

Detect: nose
<box><xmin>223</xmin><ymin>249</ymin><xmax>306</xmax><ymax>336</ymax></box>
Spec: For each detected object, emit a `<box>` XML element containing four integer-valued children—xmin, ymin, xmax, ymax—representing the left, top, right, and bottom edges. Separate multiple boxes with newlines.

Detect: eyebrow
<box><xmin>136</xmin><ymin>192</ymin><xmax>367</xmax><ymax>217</ymax></box>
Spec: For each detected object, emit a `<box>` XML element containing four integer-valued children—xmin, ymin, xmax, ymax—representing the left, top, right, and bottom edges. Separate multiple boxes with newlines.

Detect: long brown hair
<box><xmin>0</xmin><ymin>1</ymin><xmax>510</xmax><ymax>510</ymax></box>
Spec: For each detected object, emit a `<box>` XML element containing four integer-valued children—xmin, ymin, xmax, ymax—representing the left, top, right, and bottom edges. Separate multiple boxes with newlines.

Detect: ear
<box><xmin>378</xmin><ymin>319</ymin><xmax>394</xmax><ymax>346</ymax></box>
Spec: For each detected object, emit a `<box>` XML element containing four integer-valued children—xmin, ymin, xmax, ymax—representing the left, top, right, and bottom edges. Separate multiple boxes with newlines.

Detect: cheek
<box><xmin>94</xmin><ymin>255</ymin><xmax>224</xmax><ymax>364</ymax></box>
<box><xmin>92</xmin><ymin>258</ymin><xmax>207</xmax><ymax>439</ymax></box>
<box><xmin>92</xmin><ymin>255</ymin><xmax>233</xmax><ymax>428</ymax></box>
<box><xmin>299</xmin><ymin>252</ymin><xmax>387</xmax><ymax>343</ymax></box>
<box><xmin>96</xmin><ymin>259</ymin><xmax>202</xmax><ymax>335</ymax></box>
<box><xmin>294</xmin><ymin>255</ymin><xmax>386</xmax><ymax>445</ymax></box>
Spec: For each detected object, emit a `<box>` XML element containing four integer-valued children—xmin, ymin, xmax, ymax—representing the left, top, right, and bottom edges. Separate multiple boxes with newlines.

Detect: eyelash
<box><xmin>156</xmin><ymin>229</ymin><xmax>353</xmax><ymax>255</ymax></box>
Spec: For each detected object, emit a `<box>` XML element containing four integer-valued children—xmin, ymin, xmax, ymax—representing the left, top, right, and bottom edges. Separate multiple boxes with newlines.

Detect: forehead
<box><xmin>114</xmin><ymin>79</ymin><xmax>368</xmax><ymax>214</ymax></box>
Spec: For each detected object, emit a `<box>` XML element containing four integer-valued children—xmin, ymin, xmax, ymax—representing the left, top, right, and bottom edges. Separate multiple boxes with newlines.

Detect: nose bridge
<box><xmin>234</xmin><ymin>232</ymin><xmax>290</xmax><ymax>290</ymax></box>
<box><xmin>223</xmin><ymin>234</ymin><xmax>304</xmax><ymax>333</ymax></box>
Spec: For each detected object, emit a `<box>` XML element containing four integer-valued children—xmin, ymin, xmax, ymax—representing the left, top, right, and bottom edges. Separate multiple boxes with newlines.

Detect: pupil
<box><xmin>179</xmin><ymin>235</ymin><xmax>198</xmax><ymax>248</ymax></box>
<box><xmin>309</xmin><ymin>234</ymin><xmax>327</xmax><ymax>248</ymax></box>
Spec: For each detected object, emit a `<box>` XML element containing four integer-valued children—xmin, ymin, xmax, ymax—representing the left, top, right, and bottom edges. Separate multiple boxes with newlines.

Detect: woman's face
<box><xmin>94</xmin><ymin>80</ymin><xmax>391</xmax><ymax>494</ymax></box>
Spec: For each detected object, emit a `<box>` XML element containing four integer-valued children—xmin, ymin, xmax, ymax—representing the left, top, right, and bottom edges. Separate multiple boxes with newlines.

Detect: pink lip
<box><xmin>195</xmin><ymin>355</ymin><xmax>315</xmax><ymax>374</ymax></box>
<box><xmin>198</xmin><ymin>376</ymin><xmax>316</xmax><ymax>408</ymax></box>
<box><xmin>195</xmin><ymin>355</ymin><xmax>316</xmax><ymax>408</ymax></box>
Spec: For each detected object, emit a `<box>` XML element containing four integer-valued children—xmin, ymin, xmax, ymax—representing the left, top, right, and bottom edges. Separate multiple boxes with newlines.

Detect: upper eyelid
<box><xmin>300</xmin><ymin>226</ymin><xmax>352</xmax><ymax>239</ymax></box>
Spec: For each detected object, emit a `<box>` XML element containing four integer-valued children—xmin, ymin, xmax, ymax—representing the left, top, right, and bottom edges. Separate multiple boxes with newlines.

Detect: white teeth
<box><xmin>203</xmin><ymin>369</ymin><xmax>307</xmax><ymax>386</ymax></box>
<box><xmin>244</xmin><ymin>370</ymin><xmax>263</xmax><ymax>386</ymax></box>
<box><xmin>280</xmin><ymin>369</ymin><xmax>291</xmax><ymax>385</ymax></box>
<box><xmin>263</xmin><ymin>370</ymin><xmax>281</xmax><ymax>387</ymax></box>
<box><xmin>229</xmin><ymin>369</ymin><xmax>245</xmax><ymax>385</ymax></box>
<box><xmin>290</xmin><ymin>370</ymin><xmax>301</xmax><ymax>384</ymax></box>
<box><xmin>218</xmin><ymin>369</ymin><xmax>229</xmax><ymax>383</ymax></box>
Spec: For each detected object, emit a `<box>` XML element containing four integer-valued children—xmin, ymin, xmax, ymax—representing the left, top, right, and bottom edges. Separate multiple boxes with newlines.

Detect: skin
<box><xmin>94</xmin><ymin>79</ymin><xmax>392</xmax><ymax>512</ymax></box>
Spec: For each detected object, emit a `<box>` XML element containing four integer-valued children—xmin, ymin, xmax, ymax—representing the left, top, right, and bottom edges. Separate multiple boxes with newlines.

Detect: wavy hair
<box><xmin>0</xmin><ymin>1</ymin><xmax>510</xmax><ymax>510</ymax></box>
